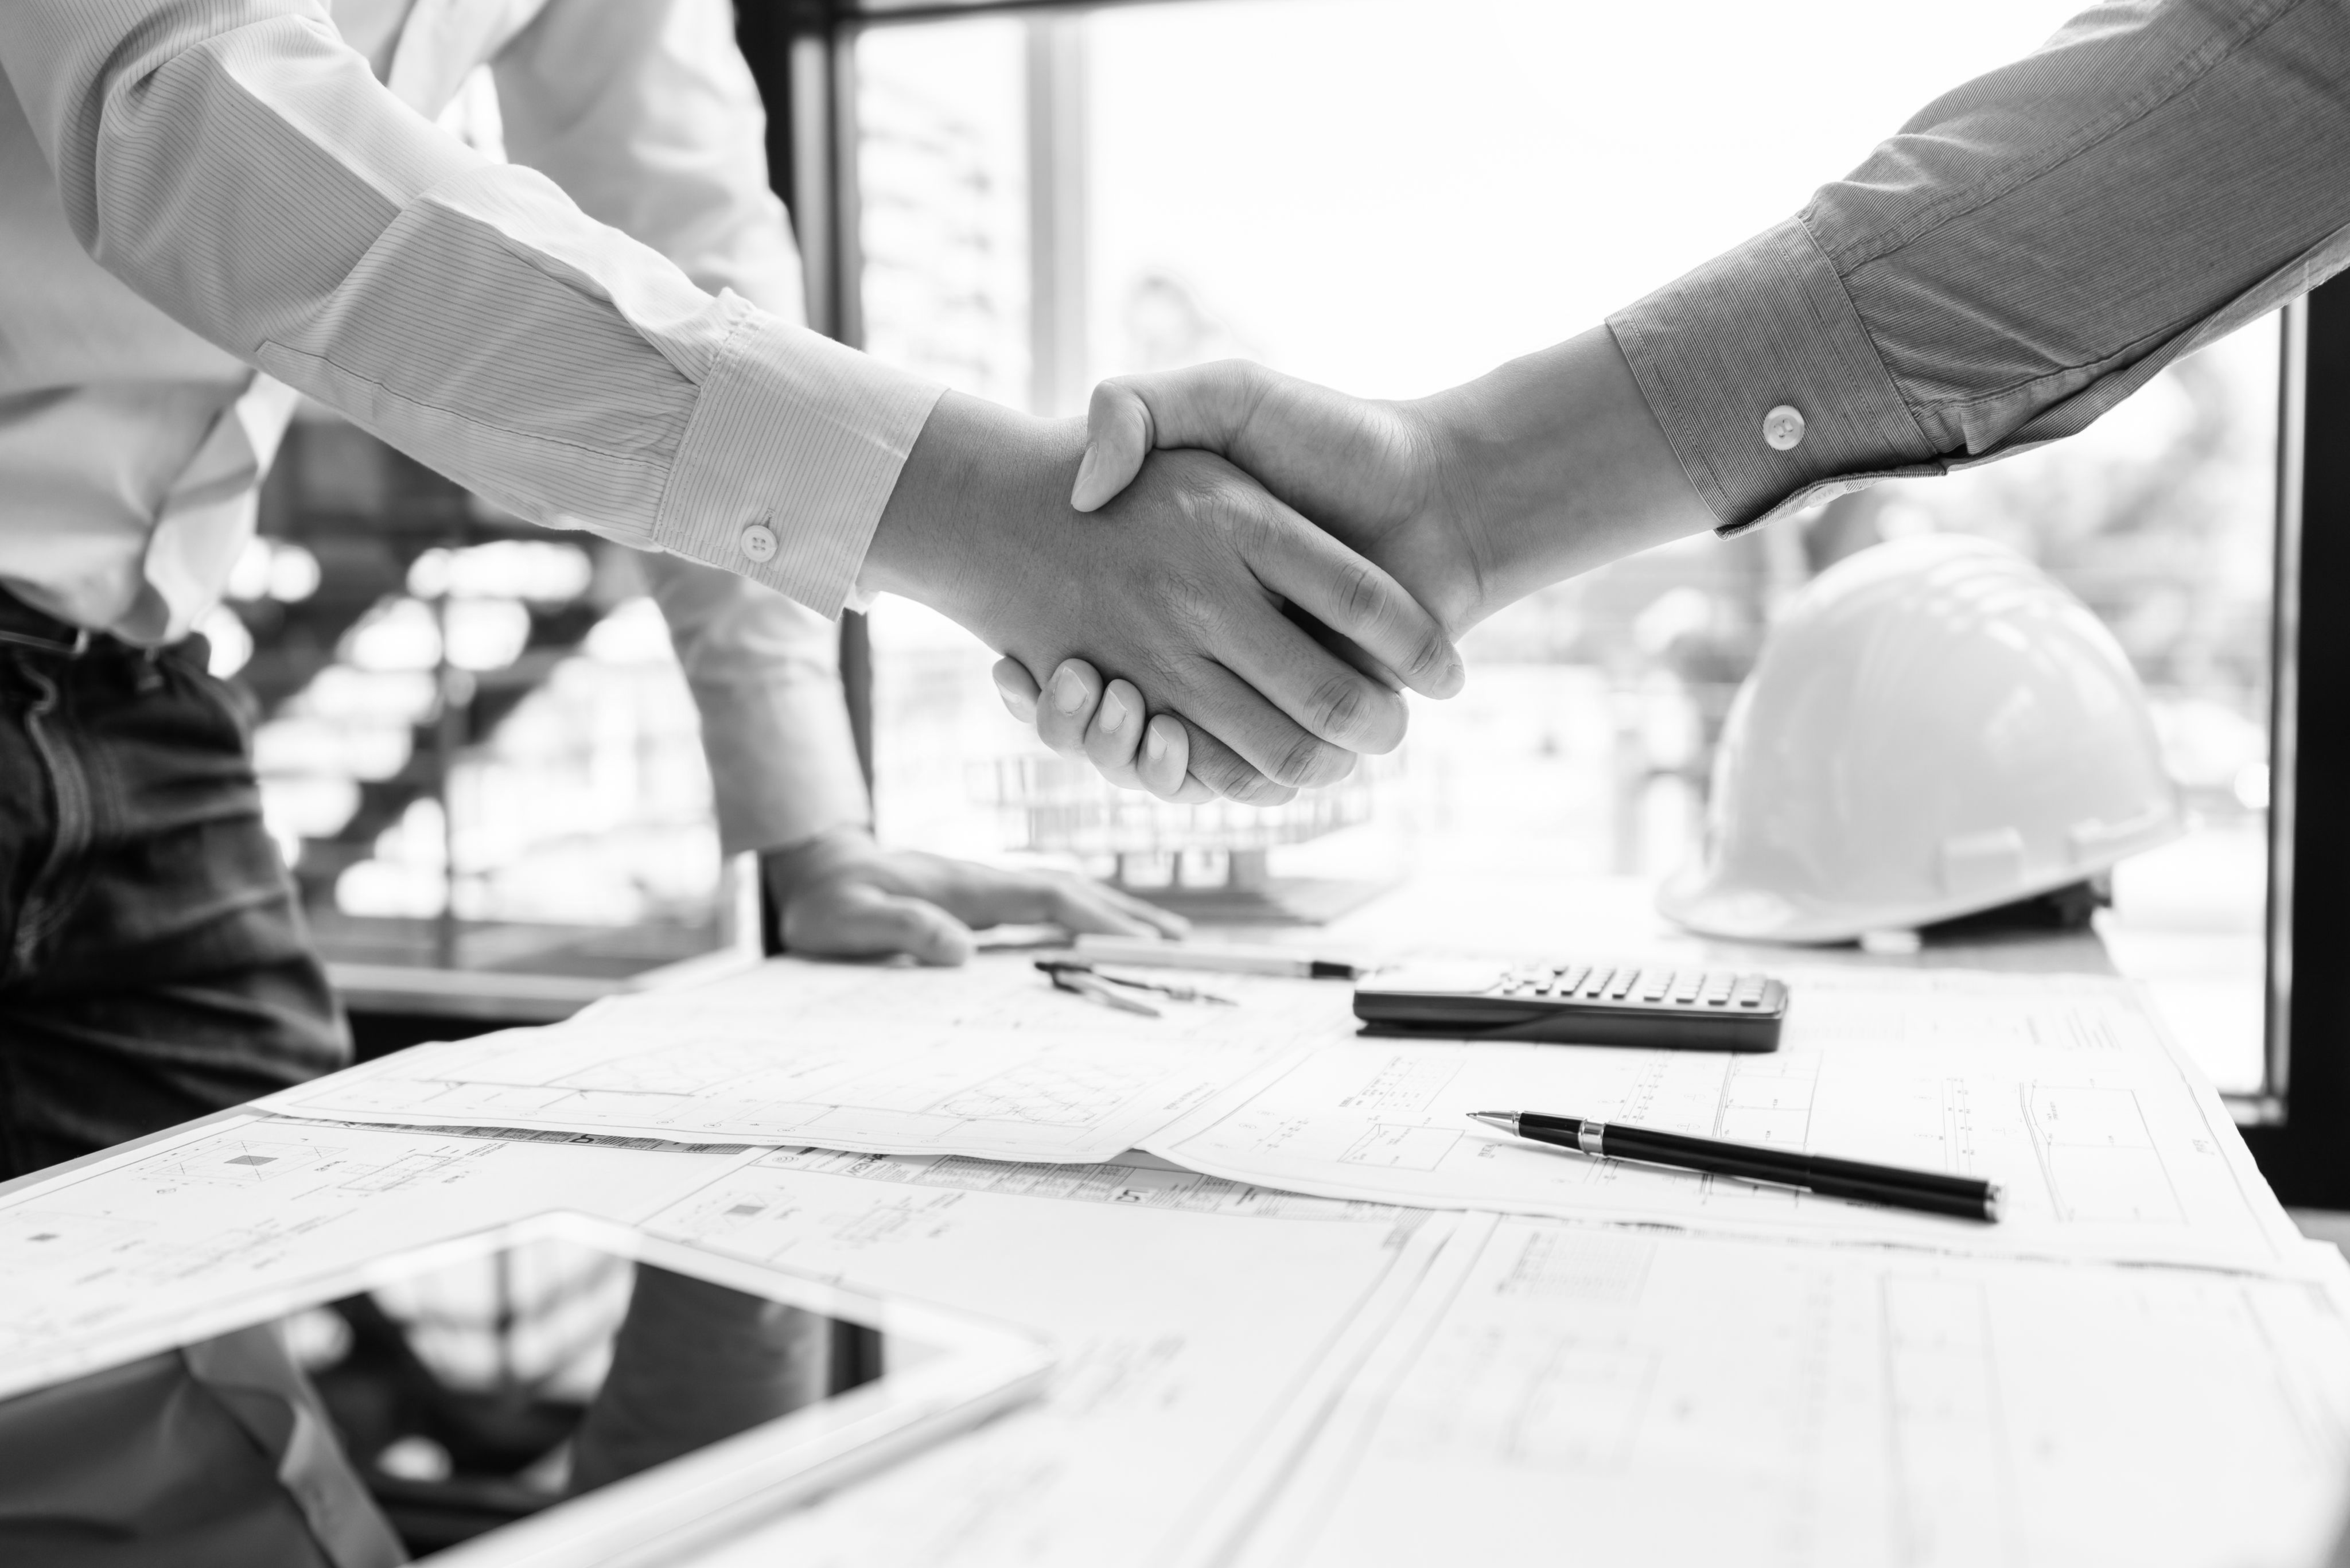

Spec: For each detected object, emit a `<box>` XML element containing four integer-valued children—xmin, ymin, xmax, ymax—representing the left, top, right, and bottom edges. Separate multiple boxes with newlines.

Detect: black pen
<box><xmin>1468</xmin><ymin>1111</ymin><xmax>2001</xmax><ymax>1222</ymax></box>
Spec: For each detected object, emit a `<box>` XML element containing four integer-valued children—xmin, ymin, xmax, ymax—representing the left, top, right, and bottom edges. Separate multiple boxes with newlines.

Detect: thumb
<box><xmin>783</xmin><ymin>882</ymin><xmax>978</xmax><ymax>966</ymax></box>
<box><xmin>990</xmin><ymin>656</ymin><xmax>1043</xmax><ymax>722</ymax></box>
<box><xmin>1071</xmin><ymin>361</ymin><xmax>1279</xmax><ymax>513</ymax></box>
<box><xmin>1071</xmin><ymin>379</ymin><xmax>1156</xmax><ymax>512</ymax></box>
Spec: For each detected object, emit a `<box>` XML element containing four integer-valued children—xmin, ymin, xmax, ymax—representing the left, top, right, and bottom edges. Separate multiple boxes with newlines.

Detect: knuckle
<box><xmin>1235</xmin><ymin>775</ymin><xmax>1300</xmax><ymax>806</ymax></box>
<box><xmin>1271</xmin><ymin>732</ymin><xmax>1347</xmax><ymax>788</ymax></box>
<box><xmin>1171</xmin><ymin>465</ymin><xmax>1224</xmax><ymax>515</ymax></box>
<box><xmin>1235</xmin><ymin>496</ymin><xmax>1286</xmax><ymax>557</ymax></box>
<box><xmin>1409</xmin><ymin>626</ymin><xmax>1450</xmax><ymax>678</ymax></box>
<box><xmin>1336</xmin><ymin>559</ymin><xmax>1387</xmax><ymax>629</ymax></box>
<box><xmin>1157</xmin><ymin>574</ymin><xmax>1223</xmax><ymax>644</ymax></box>
<box><xmin>1189</xmin><ymin>749</ymin><xmax>1254</xmax><ymax>797</ymax></box>
<box><xmin>1307</xmin><ymin>672</ymin><xmax>1368</xmax><ymax>740</ymax></box>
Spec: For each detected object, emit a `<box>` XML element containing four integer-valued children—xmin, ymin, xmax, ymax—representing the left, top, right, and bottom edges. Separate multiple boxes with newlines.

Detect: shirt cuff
<box><xmin>1606</xmin><ymin>216</ymin><xmax>1944</xmax><ymax>537</ymax></box>
<box><xmin>654</xmin><ymin>307</ymin><xmax>944</xmax><ymax>614</ymax></box>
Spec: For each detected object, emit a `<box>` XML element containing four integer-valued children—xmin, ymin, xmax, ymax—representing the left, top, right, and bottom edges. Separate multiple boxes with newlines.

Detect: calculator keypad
<box><xmin>1501</xmin><ymin>966</ymin><xmax>1775</xmax><ymax>1009</ymax></box>
<box><xmin>1356</xmin><ymin>960</ymin><xmax>1786</xmax><ymax>1050</ymax></box>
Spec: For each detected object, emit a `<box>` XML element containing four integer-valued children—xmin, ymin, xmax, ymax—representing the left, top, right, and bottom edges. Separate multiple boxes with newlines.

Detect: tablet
<box><xmin>0</xmin><ymin>1211</ymin><xmax>1051</xmax><ymax>1567</ymax></box>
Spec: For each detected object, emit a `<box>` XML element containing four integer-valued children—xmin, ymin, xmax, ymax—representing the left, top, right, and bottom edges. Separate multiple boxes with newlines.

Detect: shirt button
<box><xmin>1762</xmin><ymin>404</ymin><xmax>1806</xmax><ymax>452</ymax></box>
<box><xmin>740</xmin><ymin>522</ymin><xmax>779</xmax><ymax>563</ymax></box>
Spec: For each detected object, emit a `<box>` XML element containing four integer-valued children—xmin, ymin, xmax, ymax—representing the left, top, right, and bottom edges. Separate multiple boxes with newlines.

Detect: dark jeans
<box><xmin>0</xmin><ymin>592</ymin><xmax>348</xmax><ymax>1181</ymax></box>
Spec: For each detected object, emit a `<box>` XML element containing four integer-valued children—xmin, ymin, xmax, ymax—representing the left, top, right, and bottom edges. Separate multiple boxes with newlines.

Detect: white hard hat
<box><xmin>1657</xmin><ymin>534</ymin><xmax>2183</xmax><ymax>944</ymax></box>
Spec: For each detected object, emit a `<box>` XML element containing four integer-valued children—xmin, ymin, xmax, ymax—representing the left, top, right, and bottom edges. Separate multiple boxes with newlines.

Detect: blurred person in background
<box><xmin>1003</xmin><ymin>0</ymin><xmax>2350</xmax><ymax>802</ymax></box>
<box><xmin>0</xmin><ymin>0</ymin><xmax>1476</xmax><ymax>1185</ymax></box>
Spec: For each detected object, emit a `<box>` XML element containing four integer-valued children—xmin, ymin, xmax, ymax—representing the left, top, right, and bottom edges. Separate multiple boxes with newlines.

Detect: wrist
<box><xmin>1422</xmin><ymin>326</ymin><xmax>1717</xmax><ymax>622</ymax></box>
<box><xmin>1395</xmin><ymin>392</ymin><xmax>1504</xmax><ymax>632</ymax></box>
<box><xmin>761</xmin><ymin>823</ymin><xmax>877</xmax><ymax>902</ymax></box>
<box><xmin>860</xmin><ymin>392</ymin><xmax>1080</xmax><ymax>632</ymax></box>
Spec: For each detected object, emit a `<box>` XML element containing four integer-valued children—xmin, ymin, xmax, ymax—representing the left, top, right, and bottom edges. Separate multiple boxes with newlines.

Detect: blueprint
<box><xmin>1145</xmin><ymin>968</ymin><xmax>2307</xmax><ymax>1274</ymax></box>
<box><xmin>1235</xmin><ymin>1213</ymin><xmax>2350</xmax><ymax>1568</ymax></box>
<box><xmin>0</xmin><ymin>1112</ymin><xmax>1454</xmax><ymax>1568</ymax></box>
<box><xmin>5</xmin><ymin>1103</ymin><xmax>2348</xmax><ymax>1568</ymax></box>
<box><xmin>735</xmin><ymin>1143</ymin><xmax>1405</xmax><ymax>1224</ymax></box>
<box><xmin>262</xmin><ymin>956</ymin><xmax>1349</xmax><ymax>1164</ymax></box>
<box><xmin>0</xmin><ymin>1115</ymin><xmax>753</xmax><ymax>1392</ymax></box>
<box><xmin>633</xmin><ymin>1148</ymin><xmax>1454</xmax><ymax>1568</ymax></box>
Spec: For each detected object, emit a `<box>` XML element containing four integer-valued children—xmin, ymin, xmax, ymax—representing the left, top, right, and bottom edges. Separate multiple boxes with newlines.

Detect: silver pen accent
<box><xmin>1578</xmin><ymin>1119</ymin><xmax>1606</xmax><ymax>1157</ymax></box>
<box><xmin>1468</xmin><ymin>1111</ymin><xmax>1520</xmax><ymax>1136</ymax></box>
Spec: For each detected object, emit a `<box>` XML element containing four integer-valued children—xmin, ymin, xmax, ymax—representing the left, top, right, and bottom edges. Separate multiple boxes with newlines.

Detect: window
<box><xmin>840</xmin><ymin>0</ymin><xmax>2279</xmax><ymax>1096</ymax></box>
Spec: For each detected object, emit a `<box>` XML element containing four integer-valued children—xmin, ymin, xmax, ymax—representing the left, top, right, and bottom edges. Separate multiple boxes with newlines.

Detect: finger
<box><xmin>783</xmin><ymin>882</ymin><xmax>976</xmax><ymax>966</ymax></box>
<box><xmin>1072</xmin><ymin>363</ymin><xmax>1279</xmax><ymax>513</ymax></box>
<box><xmin>991</xmin><ymin>656</ymin><xmax>1042</xmax><ymax>722</ymax></box>
<box><xmin>1287</xmin><ymin>603</ymin><xmax>1403</xmax><ymax>694</ymax></box>
<box><xmin>891</xmin><ymin>858</ymin><xmax>1180</xmax><ymax>940</ymax></box>
<box><xmin>1083</xmin><ymin>678</ymin><xmax>1149</xmax><ymax>788</ymax></box>
<box><xmin>1245</xmin><ymin>499</ymin><xmax>1464</xmax><ymax>701</ymax></box>
<box><xmin>1071</xmin><ymin>380</ymin><xmax>1157</xmax><ymax>512</ymax></box>
<box><xmin>1182</xmin><ymin>596</ymin><xmax>1406</xmax><ymax>768</ymax></box>
<box><xmin>1092</xmin><ymin>882</ymin><xmax>1190</xmax><ymax>939</ymax></box>
<box><xmin>1175</xmin><ymin>709</ymin><xmax>1311</xmax><ymax>803</ymax></box>
<box><xmin>1140</xmin><ymin>713</ymin><xmax>1216</xmax><ymax>803</ymax></box>
<box><xmin>1034</xmin><ymin>875</ymin><xmax>1187</xmax><ymax>939</ymax></box>
<box><xmin>1037</xmin><ymin>658</ymin><xmax>1105</xmax><ymax>757</ymax></box>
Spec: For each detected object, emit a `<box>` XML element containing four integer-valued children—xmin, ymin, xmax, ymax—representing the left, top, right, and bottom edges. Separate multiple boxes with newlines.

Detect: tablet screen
<box><xmin>0</xmin><ymin>1216</ymin><xmax>1045</xmax><ymax>1567</ymax></box>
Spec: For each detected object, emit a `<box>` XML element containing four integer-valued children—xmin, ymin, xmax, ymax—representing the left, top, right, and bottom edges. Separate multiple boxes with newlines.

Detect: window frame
<box><xmin>2241</xmin><ymin>284</ymin><xmax>2346</xmax><ymax>1207</ymax></box>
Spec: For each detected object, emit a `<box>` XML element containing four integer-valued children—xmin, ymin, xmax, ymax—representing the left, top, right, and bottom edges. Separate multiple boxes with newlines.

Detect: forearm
<box><xmin>1413</xmin><ymin>328</ymin><xmax>1715</xmax><ymax>627</ymax></box>
<box><xmin>860</xmin><ymin>392</ymin><xmax>1083</xmax><ymax>629</ymax></box>
<box><xmin>643</xmin><ymin>551</ymin><xmax>870</xmax><ymax>858</ymax></box>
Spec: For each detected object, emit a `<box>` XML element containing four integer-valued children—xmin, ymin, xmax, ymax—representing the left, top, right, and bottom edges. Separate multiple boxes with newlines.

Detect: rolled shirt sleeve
<box><xmin>644</xmin><ymin>552</ymin><xmax>871</xmax><ymax>858</ymax></box>
<box><xmin>0</xmin><ymin>0</ymin><xmax>940</xmax><ymax>614</ymax></box>
<box><xmin>1608</xmin><ymin>0</ymin><xmax>2350</xmax><ymax>536</ymax></box>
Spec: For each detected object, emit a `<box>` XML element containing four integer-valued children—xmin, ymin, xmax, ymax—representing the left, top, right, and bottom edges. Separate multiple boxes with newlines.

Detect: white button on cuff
<box><xmin>1762</xmin><ymin>404</ymin><xmax>1806</xmax><ymax>452</ymax></box>
<box><xmin>740</xmin><ymin>522</ymin><xmax>779</xmax><ymax>563</ymax></box>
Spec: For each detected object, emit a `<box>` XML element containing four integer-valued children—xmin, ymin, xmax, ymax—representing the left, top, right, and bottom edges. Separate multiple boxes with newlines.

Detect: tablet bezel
<box><xmin>0</xmin><ymin>1209</ymin><xmax>1053</xmax><ymax>1567</ymax></box>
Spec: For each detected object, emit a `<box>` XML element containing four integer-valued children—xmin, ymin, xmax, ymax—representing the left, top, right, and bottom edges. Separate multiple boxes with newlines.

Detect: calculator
<box><xmin>1352</xmin><ymin>962</ymin><xmax>1787</xmax><ymax>1052</ymax></box>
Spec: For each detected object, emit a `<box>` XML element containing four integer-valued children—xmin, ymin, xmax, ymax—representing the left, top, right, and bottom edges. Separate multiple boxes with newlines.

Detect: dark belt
<box><xmin>0</xmin><ymin>587</ymin><xmax>107</xmax><ymax>659</ymax></box>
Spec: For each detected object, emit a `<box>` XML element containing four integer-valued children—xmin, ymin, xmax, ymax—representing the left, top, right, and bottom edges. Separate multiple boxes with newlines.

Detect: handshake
<box><xmin>861</xmin><ymin>325</ymin><xmax>1721</xmax><ymax>803</ymax></box>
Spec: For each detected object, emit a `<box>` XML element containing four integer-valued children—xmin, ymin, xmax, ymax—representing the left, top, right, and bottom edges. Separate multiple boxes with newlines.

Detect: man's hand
<box><xmin>1062</xmin><ymin>329</ymin><xmax>1719</xmax><ymax>634</ymax></box>
<box><xmin>763</xmin><ymin>827</ymin><xmax>1184</xmax><ymax>967</ymax></box>
<box><xmin>1071</xmin><ymin>360</ymin><xmax>1489</xmax><ymax>634</ymax></box>
<box><xmin>861</xmin><ymin>392</ymin><xmax>1465</xmax><ymax>806</ymax></box>
<box><xmin>992</xmin><ymin>329</ymin><xmax>1723</xmax><ymax>784</ymax></box>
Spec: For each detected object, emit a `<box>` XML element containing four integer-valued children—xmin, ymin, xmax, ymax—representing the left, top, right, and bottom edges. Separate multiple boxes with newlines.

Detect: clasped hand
<box><xmin>981</xmin><ymin>360</ymin><xmax>1484</xmax><ymax>797</ymax></box>
<box><xmin>860</xmin><ymin>388</ymin><xmax>1467</xmax><ymax>806</ymax></box>
<box><xmin>981</xmin><ymin>331</ymin><xmax>1718</xmax><ymax>793</ymax></box>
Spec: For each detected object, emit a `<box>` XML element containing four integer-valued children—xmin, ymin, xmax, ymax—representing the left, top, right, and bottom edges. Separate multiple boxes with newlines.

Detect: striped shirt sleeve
<box><xmin>494</xmin><ymin>0</ymin><xmax>876</xmax><ymax>855</ymax></box>
<box><xmin>0</xmin><ymin>0</ymin><xmax>939</xmax><ymax>614</ymax></box>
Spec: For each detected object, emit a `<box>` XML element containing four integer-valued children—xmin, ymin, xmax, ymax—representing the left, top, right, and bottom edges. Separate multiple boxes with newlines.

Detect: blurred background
<box><xmin>243</xmin><ymin>0</ymin><xmax>2275</xmax><ymax>1094</ymax></box>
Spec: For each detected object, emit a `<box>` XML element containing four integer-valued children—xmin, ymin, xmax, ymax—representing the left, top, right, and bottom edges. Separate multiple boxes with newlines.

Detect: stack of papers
<box><xmin>8</xmin><ymin>950</ymin><xmax>2344</xmax><ymax>1565</ymax></box>
<box><xmin>263</xmin><ymin>958</ymin><xmax>2298</xmax><ymax>1270</ymax></box>
<box><xmin>1143</xmin><ymin>968</ymin><xmax>2304</xmax><ymax>1273</ymax></box>
<box><xmin>263</xmin><ymin>958</ymin><xmax>1336</xmax><ymax>1164</ymax></box>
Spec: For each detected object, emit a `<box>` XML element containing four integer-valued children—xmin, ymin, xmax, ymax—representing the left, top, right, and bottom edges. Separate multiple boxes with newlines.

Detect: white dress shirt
<box><xmin>0</xmin><ymin>0</ymin><xmax>931</xmax><ymax>855</ymax></box>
